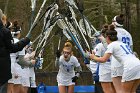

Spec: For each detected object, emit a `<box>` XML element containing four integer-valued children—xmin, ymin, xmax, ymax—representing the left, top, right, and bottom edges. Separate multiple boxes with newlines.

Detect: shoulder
<box><xmin>1</xmin><ymin>27</ymin><xmax>13</xmax><ymax>39</ymax></box>
<box><xmin>94</xmin><ymin>43</ymin><xmax>104</xmax><ymax>51</ymax></box>
<box><xmin>106</xmin><ymin>42</ymin><xmax>118</xmax><ymax>53</ymax></box>
<box><xmin>108</xmin><ymin>41</ymin><xmax>118</xmax><ymax>47</ymax></box>
<box><xmin>97</xmin><ymin>43</ymin><xmax>104</xmax><ymax>48</ymax></box>
<box><xmin>59</xmin><ymin>55</ymin><xmax>64</xmax><ymax>61</ymax></box>
<box><xmin>122</xmin><ymin>28</ymin><xmax>132</xmax><ymax>36</ymax></box>
<box><xmin>70</xmin><ymin>56</ymin><xmax>78</xmax><ymax>63</ymax></box>
<box><xmin>70</xmin><ymin>56</ymin><xmax>78</xmax><ymax>60</ymax></box>
<box><xmin>116</xmin><ymin>27</ymin><xmax>131</xmax><ymax>36</ymax></box>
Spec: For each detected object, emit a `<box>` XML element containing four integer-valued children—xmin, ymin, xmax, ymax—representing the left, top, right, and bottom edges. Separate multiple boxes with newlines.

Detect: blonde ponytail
<box><xmin>64</xmin><ymin>41</ymin><xmax>72</xmax><ymax>48</ymax></box>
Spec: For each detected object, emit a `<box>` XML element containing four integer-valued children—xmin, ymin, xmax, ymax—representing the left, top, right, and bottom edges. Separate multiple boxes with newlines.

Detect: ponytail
<box><xmin>63</xmin><ymin>41</ymin><xmax>73</xmax><ymax>54</ymax></box>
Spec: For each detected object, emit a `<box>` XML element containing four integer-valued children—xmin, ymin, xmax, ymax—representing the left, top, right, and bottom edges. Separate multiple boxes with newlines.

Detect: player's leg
<box><xmin>131</xmin><ymin>79</ymin><xmax>140</xmax><ymax>93</ymax></box>
<box><xmin>100</xmin><ymin>73</ymin><xmax>115</xmax><ymax>93</ymax></box>
<box><xmin>58</xmin><ymin>85</ymin><xmax>67</xmax><ymax>93</ymax></box>
<box><xmin>101</xmin><ymin>82</ymin><xmax>116</xmax><ymax>93</ymax></box>
<box><xmin>13</xmin><ymin>75</ymin><xmax>23</xmax><ymax>93</ymax></box>
<box><xmin>112</xmin><ymin>76</ymin><xmax>122</xmax><ymax>93</ymax></box>
<box><xmin>7</xmin><ymin>83</ymin><xmax>14</xmax><ymax>93</ymax></box>
<box><xmin>122</xmin><ymin>80</ymin><xmax>135</xmax><ymax>93</ymax></box>
<box><xmin>67</xmin><ymin>85</ymin><xmax>74</xmax><ymax>93</ymax></box>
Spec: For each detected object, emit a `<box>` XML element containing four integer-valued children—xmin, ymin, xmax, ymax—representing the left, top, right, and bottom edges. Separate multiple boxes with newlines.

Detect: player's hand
<box><xmin>30</xmin><ymin>51</ymin><xmax>36</xmax><ymax>58</ymax></box>
<box><xmin>72</xmin><ymin>76</ymin><xmax>78</xmax><ymax>82</ymax></box>
<box><xmin>84</xmin><ymin>58</ymin><xmax>90</xmax><ymax>64</ymax></box>
<box><xmin>31</xmin><ymin>59</ymin><xmax>36</xmax><ymax>65</ymax></box>
<box><xmin>84</xmin><ymin>51</ymin><xmax>90</xmax><ymax>58</ymax></box>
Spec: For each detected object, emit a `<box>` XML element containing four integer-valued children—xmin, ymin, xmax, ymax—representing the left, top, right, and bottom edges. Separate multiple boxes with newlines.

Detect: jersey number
<box><xmin>120</xmin><ymin>45</ymin><xmax>132</xmax><ymax>54</ymax></box>
<box><xmin>122</xmin><ymin>37</ymin><xmax>130</xmax><ymax>46</ymax></box>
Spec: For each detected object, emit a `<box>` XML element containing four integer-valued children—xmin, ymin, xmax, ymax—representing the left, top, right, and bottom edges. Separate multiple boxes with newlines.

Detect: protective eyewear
<box><xmin>63</xmin><ymin>51</ymin><xmax>71</xmax><ymax>55</ymax></box>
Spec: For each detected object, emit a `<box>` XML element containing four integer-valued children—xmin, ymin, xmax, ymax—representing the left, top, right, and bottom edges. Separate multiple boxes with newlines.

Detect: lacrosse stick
<box><xmin>35</xmin><ymin>4</ymin><xmax>59</xmax><ymax>53</ymax></box>
<box><xmin>26</xmin><ymin>0</ymin><xmax>48</xmax><ymax>38</ymax></box>
<box><xmin>30</xmin><ymin>0</ymin><xmax>37</xmax><ymax>26</ymax></box>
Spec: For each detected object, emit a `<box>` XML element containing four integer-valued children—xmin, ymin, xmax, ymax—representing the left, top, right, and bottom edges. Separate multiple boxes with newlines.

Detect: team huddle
<box><xmin>54</xmin><ymin>14</ymin><xmax>140</xmax><ymax>93</ymax></box>
<box><xmin>85</xmin><ymin>14</ymin><xmax>140</xmax><ymax>93</ymax></box>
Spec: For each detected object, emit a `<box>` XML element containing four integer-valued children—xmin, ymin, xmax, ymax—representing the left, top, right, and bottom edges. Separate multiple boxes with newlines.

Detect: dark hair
<box><xmin>11</xmin><ymin>21</ymin><xmax>21</xmax><ymax>37</ymax></box>
<box><xmin>101</xmin><ymin>24</ymin><xmax>108</xmax><ymax>37</ymax></box>
<box><xmin>106</xmin><ymin>24</ymin><xmax>118</xmax><ymax>41</ymax></box>
<box><xmin>116</xmin><ymin>14</ymin><xmax>124</xmax><ymax>25</ymax></box>
<box><xmin>12</xmin><ymin>25</ymin><xmax>21</xmax><ymax>32</ymax></box>
<box><xmin>13</xmin><ymin>21</ymin><xmax>18</xmax><ymax>27</ymax></box>
<box><xmin>11</xmin><ymin>21</ymin><xmax>21</xmax><ymax>33</ymax></box>
<box><xmin>6</xmin><ymin>21</ymin><xmax>12</xmax><ymax>29</ymax></box>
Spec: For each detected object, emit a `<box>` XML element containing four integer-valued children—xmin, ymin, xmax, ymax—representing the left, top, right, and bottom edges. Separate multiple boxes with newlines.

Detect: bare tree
<box><xmin>136</xmin><ymin>0</ymin><xmax>140</xmax><ymax>29</ymax></box>
<box><xmin>124</xmin><ymin>0</ymin><xmax>131</xmax><ymax>32</ymax></box>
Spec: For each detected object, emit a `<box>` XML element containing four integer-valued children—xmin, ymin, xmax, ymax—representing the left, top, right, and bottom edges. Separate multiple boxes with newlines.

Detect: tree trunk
<box><xmin>136</xmin><ymin>0</ymin><xmax>140</xmax><ymax>29</ymax></box>
<box><xmin>124</xmin><ymin>0</ymin><xmax>131</xmax><ymax>32</ymax></box>
<box><xmin>99</xmin><ymin>0</ymin><xmax>104</xmax><ymax>28</ymax></box>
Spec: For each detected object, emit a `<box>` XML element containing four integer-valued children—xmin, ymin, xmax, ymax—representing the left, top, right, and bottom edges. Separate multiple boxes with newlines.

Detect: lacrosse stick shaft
<box><xmin>35</xmin><ymin>18</ymin><xmax>58</xmax><ymax>57</ymax></box>
<box><xmin>30</xmin><ymin>0</ymin><xmax>36</xmax><ymax>26</ymax></box>
<box><xmin>68</xmin><ymin>6</ymin><xmax>90</xmax><ymax>50</ymax></box>
<box><xmin>63</xmin><ymin>18</ymin><xmax>85</xmax><ymax>57</ymax></box>
<box><xmin>58</xmin><ymin>37</ymin><xmax>61</xmax><ymax>50</ymax></box>
<box><xmin>26</xmin><ymin>0</ymin><xmax>48</xmax><ymax>38</ymax></box>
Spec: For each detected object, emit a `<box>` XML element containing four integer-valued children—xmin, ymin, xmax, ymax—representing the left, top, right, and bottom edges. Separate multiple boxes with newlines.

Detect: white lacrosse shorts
<box><xmin>111</xmin><ymin>66</ymin><xmax>123</xmax><ymax>78</ymax></box>
<box><xmin>99</xmin><ymin>73</ymin><xmax>112</xmax><ymax>82</ymax></box>
<box><xmin>21</xmin><ymin>77</ymin><xmax>30</xmax><ymax>87</ymax></box>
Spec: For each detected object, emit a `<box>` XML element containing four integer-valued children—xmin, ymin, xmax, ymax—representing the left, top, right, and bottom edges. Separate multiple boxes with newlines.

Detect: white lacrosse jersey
<box><xmin>105</xmin><ymin>41</ymin><xmax>140</xmax><ymax>70</ymax></box>
<box><xmin>10</xmin><ymin>38</ymin><xmax>25</xmax><ymax>76</ymax></box>
<box><xmin>90</xmin><ymin>48</ymin><xmax>98</xmax><ymax>73</ymax></box>
<box><xmin>111</xmin><ymin>27</ymin><xmax>133</xmax><ymax>68</ymax></box>
<box><xmin>116</xmin><ymin>27</ymin><xmax>133</xmax><ymax>47</ymax></box>
<box><xmin>10</xmin><ymin>38</ymin><xmax>25</xmax><ymax>63</ymax></box>
<box><xmin>24</xmin><ymin>53</ymin><xmax>35</xmax><ymax>78</ymax></box>
<box><xmin>90</xmin><ymin>60</ymin><xmax>97</xmax><ymax>74</ymax></box>
<box><xmin>21</xmin><ymin>67</ymin><xmax>30</xmax><ymax>77</ymax></box>
<box><xmin>94</xmin><ymin>43</ymin><xmax>111</xmax><ymax>75</ymax></box>
<box><xmin>57</xmin><ymin>55</ymin><xmax>80</xmax><ymax>85</ymax></box>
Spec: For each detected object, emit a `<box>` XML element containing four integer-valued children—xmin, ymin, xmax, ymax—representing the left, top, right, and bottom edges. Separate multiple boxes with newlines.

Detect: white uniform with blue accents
<box><xmin>106</xmin><ymin>41</ymin><xmax>140</xmax><ymax>82</ymax></box>
<box><xmin>94</xmin><ymin>43</ymin><xmax>112</xmax><ymax>82</ymax></box>
<box><xmin>8</xmin><ymin>38</ymin><xmax>25</xmax><ymax>84</ymax></box>
<box><xmin>57</xmin><ymin>55</ymin><xmax>80</xmax><ymax>86</ymax></box>
<box><xmin>111</xmin><ymin>27</ymin><xmax>133</xmax><ymax>77</ymax></box>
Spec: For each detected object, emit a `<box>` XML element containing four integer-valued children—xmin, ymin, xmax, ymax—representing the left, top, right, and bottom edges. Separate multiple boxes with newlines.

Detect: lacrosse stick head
<box><xmin>79</xmin><ymin>19</ymin><xmax>91</xmax><ymax>37</ymax></box>
<box><xmin>57</xmin><ymin>17</ymin><xmax>66</xmax><ymax>29</ymax></box>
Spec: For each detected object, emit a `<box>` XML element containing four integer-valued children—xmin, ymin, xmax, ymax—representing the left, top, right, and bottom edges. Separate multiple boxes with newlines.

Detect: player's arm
<box><xmin>72</xmin><ymin>66</ymin><xmax>82</xmax><ymax>82</ymax></box>
<box><xmin>18</xmin><ymin>55</ymin><xmax>35</xmax><ymax>67</ymax></box>
<box><xmin>90</xmin><ymin>53</ymin><xmax>111</xmax><ymax>63</ymax></box>
<box><xmin>75</xmin><ymin>66</ymin><xmax>82</xmax><ymax>76</ymax></box>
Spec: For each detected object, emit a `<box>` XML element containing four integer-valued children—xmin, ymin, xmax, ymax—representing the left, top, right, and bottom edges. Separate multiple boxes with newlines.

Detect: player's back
<box><xmin>115</xmin><ymin>27</ymin><xmax>133</xmax><ymax>47</ymax></box>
